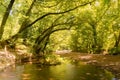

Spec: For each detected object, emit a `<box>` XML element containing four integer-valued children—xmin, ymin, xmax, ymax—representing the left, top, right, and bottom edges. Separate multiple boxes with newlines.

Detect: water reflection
<box><xmin>0</xmin><ymin>62</ymin><xmax>116</xmax><ymax>80</ymax></box>
<box><xmin>0</xmin><ymin>65</ymin><xmax>23</xmax><ymax>80</ymax></box>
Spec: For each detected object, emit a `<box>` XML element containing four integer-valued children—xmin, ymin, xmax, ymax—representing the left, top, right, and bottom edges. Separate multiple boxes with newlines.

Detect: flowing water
<box><xmin>0</xmin><ymin>62</ymin><xmax>117</xmax><ymax>80</ymax></box>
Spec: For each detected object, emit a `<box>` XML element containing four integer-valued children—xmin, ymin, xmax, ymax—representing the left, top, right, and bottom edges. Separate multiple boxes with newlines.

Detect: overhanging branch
<box><xmin>19</xmin><ymin>0</ymin><xmax>95</xmax><ymax>33</ymax></box>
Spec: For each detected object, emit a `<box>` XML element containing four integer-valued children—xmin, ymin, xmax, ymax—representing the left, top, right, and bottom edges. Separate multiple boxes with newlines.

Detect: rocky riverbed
<box><xmin>58</xmin><ymin>52</ymin><xmax>120</xmax><ymax>79</ymax></box>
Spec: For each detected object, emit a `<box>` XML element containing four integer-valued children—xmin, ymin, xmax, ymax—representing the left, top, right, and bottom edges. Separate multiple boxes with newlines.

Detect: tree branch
<box><xmin>19</xmin><ymin>0</ymin><xmax>36</xmax><ymax>32</ymax></box>
<box><xmin>19</xmin><ymin>0</ymin><xmax>95</xmax><ymax>33</ymax></box>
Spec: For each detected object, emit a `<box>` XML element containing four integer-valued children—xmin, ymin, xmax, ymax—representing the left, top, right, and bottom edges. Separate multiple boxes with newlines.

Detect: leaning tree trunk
<box><xmin>0</xmin><ymin>0</ymin><xmax>15</xmax><ymax>40</ymax></box>
<box><xmin>33</xmin><ymin>27</ymin><xmax>53</xmax><ymax>54</ymax></box>
<box><xmin>0</xmin><ymin>0</ymin><xmax>36</xmax><ymax>49</ymax></box>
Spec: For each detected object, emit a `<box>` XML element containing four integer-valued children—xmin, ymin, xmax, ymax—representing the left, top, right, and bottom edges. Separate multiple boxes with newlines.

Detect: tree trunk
<box><xmin>114</xmin><ymin>31</ymin><xmax>120</xmax><ymax>47</ymax></box>
<box><xmin>0</xmin><ymin>0</ymin><xmax>15</xmax><ymax>39</ymax></box>
<box><xmin>19</xmin><ymin>0</ymin><xmax>36</xmax><ymax>33</ymax></box>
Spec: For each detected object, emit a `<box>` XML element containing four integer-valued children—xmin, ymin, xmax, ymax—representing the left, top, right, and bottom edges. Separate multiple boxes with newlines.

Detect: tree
<box><xmin>0</xmin><ymin>0</ymin><xmax>15</xmax><ymax>39</ymax></box>
<box><xmin>0</xmin><ymin>0</ymin><xmax>95</xmax><ymax>54</ymax></box>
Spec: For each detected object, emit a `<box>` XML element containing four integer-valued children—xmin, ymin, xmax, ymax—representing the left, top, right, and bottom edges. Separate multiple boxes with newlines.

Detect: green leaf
<box><xmin>104</xmin><ymin>0</ymin><xmax>110</xmax><ymax>5</ymax></box>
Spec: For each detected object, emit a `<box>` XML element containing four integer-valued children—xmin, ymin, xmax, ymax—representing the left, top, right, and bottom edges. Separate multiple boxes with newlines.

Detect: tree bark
<box><xmin>114</xmin><ymin>31</ymin><xmax>120</xmax><ymax>47</ymax></box>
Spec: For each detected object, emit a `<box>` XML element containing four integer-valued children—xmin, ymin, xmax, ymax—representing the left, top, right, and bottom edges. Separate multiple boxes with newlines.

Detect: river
<box><xmin>0</xmin><ymin>61</ymin><xmax>117</xmax><ymax>80</ymax></box>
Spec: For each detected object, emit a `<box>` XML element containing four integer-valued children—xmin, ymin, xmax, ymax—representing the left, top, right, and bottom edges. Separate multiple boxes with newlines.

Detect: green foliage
<box><xmin>109</xmin><ymin>47</ymin><xmax>120</xmax><ymax>55</ymax></box>
<box><xmin>103</xmin><ymin>0</ymin><xmax>110</xmax><ymax>5</ymax></box>
<box><xmin>0</xmin><ymin>0</ymin><xmax>120</xmax><ymax>55</ymax></box>
<box><xmin>48</xmin><ymin>30</ymin><xmax>71</xmax><ymax>51</ymax></box>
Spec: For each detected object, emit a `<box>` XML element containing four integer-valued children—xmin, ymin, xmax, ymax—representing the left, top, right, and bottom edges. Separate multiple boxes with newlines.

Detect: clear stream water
<box><xmin>0</xmin><ymin>62</ymin><xmax>117</xmax><ymax>80</ymax></box>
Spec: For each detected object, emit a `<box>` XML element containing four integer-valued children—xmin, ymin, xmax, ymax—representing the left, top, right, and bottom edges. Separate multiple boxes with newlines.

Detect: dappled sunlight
<box><xmin>22</xmin><ymin>73</ymin><xmax>31</xmax><ymax>77</ymax></box>
<box><xmin>0</xmin><ymin>62</ymin><xmax>115</xmax><ymax>80</ymax></box>
<box><xmin>0</xmin><ymin>0</ymin><xmax>120</xmax><ymax>80</ymax></box>
<box><xmin>0</xmin><ymin>47</ymin><xmax>15</xmax><ymax>70</ymax></box>
<box><xmin>22</xmin><ymin>73</ymin><xmax>31</xmax><ymax>80</ymax></box>
<box><xmin>78</xmin><ymin>55</ymin><xmax>92</xmax><ymax>60</ymax></box>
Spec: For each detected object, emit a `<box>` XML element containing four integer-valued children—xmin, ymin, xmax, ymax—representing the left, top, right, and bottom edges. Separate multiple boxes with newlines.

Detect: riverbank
<box><xmin>1</xmin><ymin>50</ymin><xmax>120</xmax><ymax>78</ymax></box>
<box><xmin>0</xmin><ymin>50</ymin><xmax>15</xmax><ymax>71</ymax></box>
<box><xmin>58</xmin><ymin>52</ymin><xmax>120</xmax><ymax>79</ymax></box>
<box><xmin>0</xmin><ymin>50</ymin><xmax>62</xmax><ymax>71</ymax></box>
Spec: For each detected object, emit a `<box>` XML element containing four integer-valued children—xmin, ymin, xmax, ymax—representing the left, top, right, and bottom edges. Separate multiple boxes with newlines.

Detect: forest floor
<box><xmin>57</xmin><ymin>52</ymin><xmax>120</xmax><ymax>78</ymax></box>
